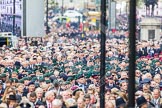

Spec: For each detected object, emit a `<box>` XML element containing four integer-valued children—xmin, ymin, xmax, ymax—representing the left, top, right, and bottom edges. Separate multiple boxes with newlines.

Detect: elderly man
<box><xmin>119</xmin><ymin>80</ymin><xmax>128</xmax><ymax>93</ymax></box>
<box><xmin>35</xmin><ymin>87</ymin><xmax>44</xmax><ymax>103</ymax></box>
<box><xmin>44</xmin><ymin>90</ymin><xmax>55</xmax><ymax>108</ymax></box>
<box><xmin>52</xmin><ymin>99</ymin><xmax>62</xmax><ymax>108</ymax></box>
<box><xmin>62</xmin><ymin>90</ymin><xmax>72</xmax><ymax>102</ymax></box>
<box><xmin>151</xmin><ymin>88</ymin><xmax>162</xmax><ymax>108</ymax></box>
<box><xmin>77</xmin><ymin>98</ymin><xmax>85</xmax><ymax>108</ymax></box>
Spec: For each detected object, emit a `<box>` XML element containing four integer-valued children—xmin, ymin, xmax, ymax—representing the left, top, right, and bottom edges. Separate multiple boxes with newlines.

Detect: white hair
<box><xmin>38</xmin><ymin>105</ymin><xmax>45</xmax><ymax>108</ymax></box>
<box><xmin>52</xmin><ymin>99</ymin><xmax>62</xmax><ymax>107</ymax></box>
<box><xmin>35</xmin><ymin>87</ymin><xmax>43</xmax><ymax>94</ymax></box>
<box><xmin>0</xmin><ymin>103</ymin><xmax>8</xmax><ymax>108</ymax></box>
<box><xmin>45</xmin><ymin>90</ymin><xmax>54</xmax><ymax>99</ymax></box>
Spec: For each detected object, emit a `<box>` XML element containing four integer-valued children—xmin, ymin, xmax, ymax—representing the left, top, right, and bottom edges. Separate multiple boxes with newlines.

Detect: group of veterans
<box><xmin>0</xmin><ymin>26</ymin><xmax>161</xmax><ymax>108</ymax></box>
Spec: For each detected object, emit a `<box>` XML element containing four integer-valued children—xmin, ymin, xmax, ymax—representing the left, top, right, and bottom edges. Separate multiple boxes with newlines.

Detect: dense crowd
<box><xmin>0</xmin><ymin>13</ymin><xmax>161</xmax><ymax>108</ymax></box>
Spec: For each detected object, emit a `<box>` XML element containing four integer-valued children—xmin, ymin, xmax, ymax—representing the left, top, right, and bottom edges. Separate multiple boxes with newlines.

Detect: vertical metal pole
<box><xmin>62</xmin><ymin>0</ymin><xmax>64</xmax><ymax>16</ymax></box>
<box><xmin>100</xmin><ymin>0</ymin><xmax>106</xmax><ymax>108</ymax></box>
<box><xmin>108</xmin><ymin>0</ymin><xmax>111</xmax><ymax>30</ymax></box>
<box><xmin>13</xmin><ymin>0</ymin><xmax>15</xmax><ymax>35</ymax></box>
<box><xmin>22</xmin><ymin>0</ymin><xmax>26</xmax><ymax>36</ymax></box>
<box><xmin>46</xmin><ymin>0</ymin><xmax>49</xmax><ymax>34</ymax></box>
<box><xmin>128</xmin><ymin>0</ymin><xmax>136</xmax><ymax>107</ymax></box>
<box><xmin>126</xmin><ymin>2</ymin><xmax>128</xmax><ymax>16</ymax></box>
<box><xmin>82</xmin><ymin>21</ymin><xmax>84</xmax><ymax>37</ymax></box>
<box><xmin>87</xmin><ymin>0</ymin><xmax>88</xmax><ymax>10</ymax></box>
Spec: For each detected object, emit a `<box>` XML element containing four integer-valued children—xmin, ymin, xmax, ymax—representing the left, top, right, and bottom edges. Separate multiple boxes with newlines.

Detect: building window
<box><xmin>148</xmin><ymin>30</ymin><xmax>155</xmax><ymax>40</ymax></box>
<box><xmin>20</xmin><ymin>4</ymin><xmax>21</xmax><ymax>10</ymax></box>
<box><xmin>10</xmin><ymin>7</ymin><xmax>12</xmax><ymax>14</ymax></box>
<box><xmin>7</xmin><ymin>7</ymin><xmax>8</xmax><ymax>13</ymax></box>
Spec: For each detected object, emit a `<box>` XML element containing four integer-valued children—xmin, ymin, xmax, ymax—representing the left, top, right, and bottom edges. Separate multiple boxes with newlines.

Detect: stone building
<box><xmin>0</xmin><ymin>0</ymin><xmax>22</xmax><ymax>26</ymax></box>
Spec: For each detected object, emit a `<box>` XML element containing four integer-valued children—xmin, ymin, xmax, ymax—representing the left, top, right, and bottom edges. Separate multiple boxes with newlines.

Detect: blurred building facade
<box><xmin>55</xmin><ymin>0</ymin><xmax>97</xmax><ymax>10</ymax></box>
<box><xmin>0</xmin><ymin>0</ymin><xmax>22</xmax><ymax>16</ymax></box>
<box><xmin>0</xmin><ymin>0</ymin><xmax>22</xmax><ymax>35</ymax></box>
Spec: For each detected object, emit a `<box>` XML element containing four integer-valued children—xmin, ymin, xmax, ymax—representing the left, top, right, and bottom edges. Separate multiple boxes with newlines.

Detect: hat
<box><xmin>8</xmin><ymin>95</ymin><xmax>17</xmax><ymax>100</ymax></box>
<box><xmin>45</xmin><ymin>80</ymin><xmax>51</xmax><ymax>84</ymax></box>
<box><xmin>18</xmin><ymin>74</ymin><xmax>27</xmax><ymax>79</ymax></box>
<box><xmin>14</xmin><ymin>61</ymin><xmax>21</xmax><ymax>67</ymax></box>
<box><xmin>136</xmin><ymin>96</ymin><xmax>147</xmax><ymax>107</ymax></box>
<box><xmin>65</xmin><ymin>81</ymin><xmax>70</xmax><ymax>85</ymax></box>
<box><xmin>28</xmin><ymin>70</ymin><xmax>35</xmax><ymax>75</ymax></box>
<box><xmin>0</xmin><ymin>73</ymin><xmax>6</xmax><ymax>78</ymax></box>
<box><xmin>38</xmin><ymin>77</ymin><xmax>45</xmax><ymax>82</ymax></box>
<box><xmin>10</xmin><ymin>78</ymin><xmax>18</xmax><ymax>83</ymax></box>
<box><xmin>77</xmin><ymin>74</ymin><xmax>84</xmax><ymax>79</ymax></box>
<box><xmin>115</xmin><ymin>97</ymin><xmax>126</xmax><ymax>108</ymax></box>
<box><xmin>23</xmin><ymin>77</ymin><xmax>29</xmax><ymax>81</ymax></box>
<box><xmin>140</xmin><ymin>78</ymin><xmax>151</xmax><ymax>84</ymax></box>
<box><xmin>49</xmin><ymin>76</ymin><xmax>57</xmax><ymax>82</ymax></box>
<box><xmin>67</xmin><ymin>76</ymin><xmax>74</xmax><ymax>81</ymax></box>
<box><xmin>28</xmin><ymin>81</ymin><xmax>35</xmax><ymax>86</ymax></box>
<box><xmin>119</xmin><ymin>78</ymin><xmax>128</xmax><ymax>84</ymax></box>
<box><xmin>70</xmin><ymin>85</ymin><xmax>79</xmax><ymax>91</ymax></box>
<box><xmin>60</xmin><ymin>72</ymin><xmax>68</xmax><ymax>81</ymax></box>
<box><xmin>43</xmin><ymin>73</ymin><xmax>50</xmax><ymax>78</ymax></box>
<box><xmin>84</xmin><ymin>72</ymin><xmax>92</xmax><ymax>78</ymax></box>
<box><xmin>31</xmin><ymin>77</ymin><xmax>37</xmax><ymax>82</ymax></box>
<box><xmin>72</xmin><ymin>88</ymin><xmax>82</xmax><ymax>96</ymax></box>
<box><xmin>91</xmin><ymin>72</ymin><xmax>99</xmax><ymax>79</ymax></box>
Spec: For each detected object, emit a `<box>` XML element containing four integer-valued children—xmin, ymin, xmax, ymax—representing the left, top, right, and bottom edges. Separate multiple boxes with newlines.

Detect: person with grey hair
<box><xmin>151</xmin><ymin>88</ymin><xmax>162</xmax><ymax>108</ymax></box>
<box><xmin>35</xmin><ymin>87</ymin><xmax>44</xmax><ymax>103</ymax></box>
<box><xmin>52</xmin><ymin>99</ymin><xmax>62</xmax><ymax>108</ymax></box>
<box><xmin>0</xmin><ymin>103</ymin><xmax>8</xmax><ymax>108</ymax></box>
<box><xmin>44</xmin><ymin>90</ymin><xmax>55</xmax><ymax>108</ymax></box>
<box><xmin>38</xmin><ymin>105</ymin><xmax>45</xmax><ymax>108</ymax></box>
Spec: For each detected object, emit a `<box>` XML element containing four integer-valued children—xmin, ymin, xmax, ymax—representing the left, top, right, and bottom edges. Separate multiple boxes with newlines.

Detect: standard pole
<box><xmin>46</xmin><ymin>0</ymin><xmax>49</xmax><ymax>34</ymax></box>
<box><xmin>100</xmin><ymin>0</ymin><xmax>106</xmax><ymax>108</ymax></box>
<box><xmin>62</xmin><ymin>0</ymin><xmax>64</xmax><ymax>16</ymax></box>
<box><xmin>13</xmin><ymin>0</ymin><xmax>16</xmax><ymax>35</ymax></box>
<box><xmin>128</xmin><ymin>0</ymin><xmax>136</xmax><ymax>107</ymax></box>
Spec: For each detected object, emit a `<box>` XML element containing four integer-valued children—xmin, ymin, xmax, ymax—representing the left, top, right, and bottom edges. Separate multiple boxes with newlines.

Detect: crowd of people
<box><xmin>0</xmin><ymin>10</ymin><xmax>161</xmax><ymax>108</ymax></box>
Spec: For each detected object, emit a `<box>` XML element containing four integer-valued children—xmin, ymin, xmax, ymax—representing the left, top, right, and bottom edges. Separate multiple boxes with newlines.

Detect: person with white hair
<box><xmin>0</xmin><ymin>103</ymin><xmax>8</xmax><ymax>108</ymax></box>
<box><xmin>45</xmin><ymin>90</ymin><xmax>55</xmax><ymax>108</ymax></box>
<box><xmin>35</xmin><ymin>87</ymin><xmax>44</xmax><ymax>102</ymax></box>
<box><xmin>62</xmin><ymin>90</ymin><xmax>71</xmax><ymax>101</ymax></box>
<box><xmin>38</xmin><ymin>105</ymin><xmax>45</xmax><ymax>108</ymax></box>
<box><xmin>52</xmin><ymin>99</ymin><xmax>62</xmax><ymax>108</ymax></box>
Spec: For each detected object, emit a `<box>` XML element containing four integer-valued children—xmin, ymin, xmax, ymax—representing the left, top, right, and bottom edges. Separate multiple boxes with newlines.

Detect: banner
<box><xmin>22</xmin><ymin>0</ymin><xmax>45</xmax><ymax>37</ymax></box>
